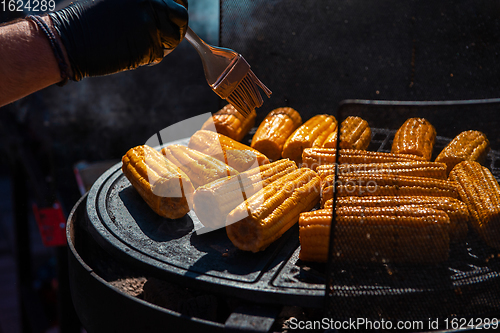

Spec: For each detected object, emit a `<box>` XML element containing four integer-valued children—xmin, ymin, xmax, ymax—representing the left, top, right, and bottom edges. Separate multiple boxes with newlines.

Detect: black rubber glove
<box><xmin>49</xmin><ymin>0</ymin><xmax>188</xmax><ymax>81</ymax></box>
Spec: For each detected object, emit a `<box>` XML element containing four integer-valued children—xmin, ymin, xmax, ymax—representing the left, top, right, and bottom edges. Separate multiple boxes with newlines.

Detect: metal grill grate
<box><xmin>322</xmin><ymin>100</ymin><xmax>500</xmax><ymax>328</ymax></box>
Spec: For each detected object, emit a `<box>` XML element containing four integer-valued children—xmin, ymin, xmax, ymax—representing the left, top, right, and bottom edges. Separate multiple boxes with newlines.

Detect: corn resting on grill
<box><xmin>162</xmin><ymin>144</ymin><xmax>238</xmax><ymax>189</ymax></box>
<box><xmin>282</xmin><ymin>114</ymin><xmax>337</xmax><ymax>165</ymax></box>
<box><xmin>302</xmin><ymin>148</ymin><xmax>426</xmax><ymax>171</ymax></box>
<box><xmin>317</xmin><ymin>161</ymin><xmax>448</xmax><ymax>180</ymax></box>
<box><xmin>251</xmin><ymin>107</ymin><xmax>302</xmax><ymax>161</ymax></box>
<box><xmin>226</xmin><ymin>168</ymin><xmax>321</xmax><ymax>252</ymax></box>
<box><xmin>299</xmin><ymin>206</ymin><xmax>450</xmax><ymax>263</ymax></box>
<box><xmin>391</xmin><ymin>117</ymin><xmax>436</xmax><ymax>161</ymax></box>
<box><xmin>436</xmin><ymin>130</ymin><xmax>490</xmax><ymax>175</ymax></box>
<box><xmin>323</xmin><ymin>196</ymin><xmax>469</xmax><ymax>243</ymax></box>
<box><xmin>189</xmin><ymin>130</ymin><xmax>269</xmax><ymax>172</ymax></box>
<box><xmin>122</xmin><ymin>145</ymin><xmax>195</xmax><ymax>219</ymax></box>
<box><xmin>321</xmin><ymin>173</ymin><xmax>460</xmax><ymax>206</ymax></box>
<box><xmin>322</xmin><ymin>116</ymin><xmax>371</xmax><ymax>150</ymax></box>
<box><xmin>449</xmin><ymin>160</ymin><xmax>500</xmax><ymax>249</ymax></box>
<box><xmin>201</xmin><ymin>104</ymin><xmax>257</xmax><ymax>142</ymax></box>
<box><xmin>193</xmin><ymin>159</ymin><xmax>297</xmax><ymax>229</ymax></box>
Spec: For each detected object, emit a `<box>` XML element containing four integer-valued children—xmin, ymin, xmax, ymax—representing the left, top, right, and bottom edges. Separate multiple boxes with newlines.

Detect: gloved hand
<box><xmin>49</xmin><ymin>0</ymin><xmax>188</xmax><ymax>81</ymax></box>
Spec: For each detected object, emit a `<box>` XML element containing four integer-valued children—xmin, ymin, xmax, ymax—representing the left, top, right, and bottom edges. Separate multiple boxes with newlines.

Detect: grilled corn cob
<box><xmin>321</xmin><ymin>174</ymin><xmax>460</xmax><ymax>206</ymax></box>
<box><xmin>449</xmin><ymin>161</ymin><xmax>500</xmax><ymax>249</ymax></box>
<box><xmin>251</xmin><ymin>107</ymin><xmax>302</xmax><ymax>161</ymax></box>
<box><xmin>299</xmin><ymin>206</ymin><xmax>450</xmax><ymax>263</ymax></box>
<box><xmin>317</xmin><ymin>161</ymin><xmax>448</xmax><ymax>180</ymax></box>
<box><xmin>391</xmin><ymin>117</ymin><xmax>436</xmax><ymax>160</ymax></box>
<box><xmin>282</xmin><ymin>114</ymin><xmax>337</xmax><ymax>165</ymax></box>
<box><xmin>188</xmin><ymin>130</ymin><xmax>270</xmax><ymax>172</ymax></box>
<box><xmin>193</xmin><ymin>159</ymin><xmax>297</xmax><ymax>229</ymax></box>
<box><xmin>322</xmin><ymin>116</ymin><xmax>371</xmax><ymax>150</ymax></box>
<box><xmin>122</xmin><ymin>145</ymin><xmax>195</xmax><ymax>219</ymax></box>
<box><xmin>162</xmin><ymin>144</ymin><xmax>238</xmax><ymax>189</ymax></box>
<box><xmin>226</xmin><ymin>168</ymin><xmax>321</xmax><ymax>252</ymax></box>
<box><xmin>435</xmin><ymin>130</ymin><xmax>490</xmax><ymax>175</ymax></box>
<box><xmin>302</xmin><ymin>148</ymin><xmax>426</xmax><ymax>171</ymax></box>
<box><xmin>323</xmin><ymin>196</ymin><xmax>468</xmax><ymax>243</ymax></box>
<box><xmin>201</xmin><ymin>104</ymin><xmax>257</xmax><ymax>142</ymax></box>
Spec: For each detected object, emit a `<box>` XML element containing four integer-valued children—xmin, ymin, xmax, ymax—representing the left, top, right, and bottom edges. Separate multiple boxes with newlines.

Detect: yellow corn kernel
<box><xmin>449</xmin><ymin>160</ymin><xmax>500</xmax><ymax>249</ymax></box>
<box><xmin>320</xmin><ymin>173</ymin><xmax>460</xmax><ymax>206</ymax></box>
<box><xmin>391</xmin><ymin>118</ymin><xmax>436</xmax><ymax>160</ymax></box>
<box><xmin>436</xmin><ymin>130</ymin><xmax>490</xmax><ymax>175</ymax></box>
<box><xmin>282</xmin><ymin>114</ymin><xmax>337</xmax><ymax>165</ymax></box>
<box><xmin>122</xmin><ymin>145</ymin><xmax>195</xmax><ymax>219</ymax></box>
<box><xmin>162</xmin><ymin>144</ymin><xmax>238</xmax><ymax>189</ymax></box>
<box><xmin>226</xmin><ymin>168</ymin><xmax>321</xmax><ymax>252</ymax></box>
<box><xmin>201</xmin><ymin>104</ymin><xmax>257</xmax><ymax>142</ymax></box>
<box><xmin>193</xmin><ymin>159</ymin><xmax>297</xmax><ymax>229</ymax></box>
<box><xmin>251</xmin><ymin>107</ymin><xmax>303</xmax><ymax>161</ymax></box>
<box><xmin>299</xmin><ymin>206</ymin><xmax>450</xmax><ymax>264</ymax></box>
<box><xmin>188</xmin><ymin>130</ymin><xmax>270</xmax><ymax>172</ymax></box>
<box><xmin>323</xmin><ymin>195</ymin><xmax>468</xmax><ymax>244</ymax></box>
<box><xmin>301</xmin><ymin>148</ymin><xmax>426</xmax><ymax>171</ymax></box>
<box><xmin>317</xmin><ymin>161</ymin><xmax>448</xmax><ymax>180</ymax></box>
<box><xmin>322</xmin><ymin>116</ymin><xmax>371</xmax><ymax>150</ymax></box>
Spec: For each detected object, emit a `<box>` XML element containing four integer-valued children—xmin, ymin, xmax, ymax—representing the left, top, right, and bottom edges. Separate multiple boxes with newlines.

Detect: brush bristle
<box><xmin>226</xmin><ymin>70</ymin><xmax>272</xmax><ymax>117</ymax></box>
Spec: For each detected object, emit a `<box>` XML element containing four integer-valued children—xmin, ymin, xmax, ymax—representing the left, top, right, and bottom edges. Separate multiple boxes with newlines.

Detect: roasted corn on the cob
<box><xmin>122</xmin><ymin>145</ymin><xmax>195</xmax><ymax>219</ymax></box>
<box><xmin>322</xmin><ymin>116</ymin><xmax>371</xmax><ymax>150</ymax></box>
<box><xmin>251</xmin><ymin>107</ymin><xmax>302</xmax><ymax>161</ymax></box>
<box><xmin>188</xmin><ymin>130</ymin><xmax>270</xmax><ymax>172</ymax></box>
<box><xmin>302</xmin><ymin>148</ymin><xmax>426</xmax><ymax>171</ymax></box>
<box><xmin>201</xmin><ymin>104</ymin><xmax>256</xmax><ymax>142</ymax></box>
<box><xmin>323</xmin><ymin>196</ymin><xmax>468</xmax><ymax>243</ymax></box>
<box><xmin>226</xmin><ymin>168</ymin><xmax>321</xmax><ymax>252</ymax></box>
<box><xmin>436</xmin><ymin>130</ymin><xmax>490</xmax><ymax>175</ymax></box>
<box><xmin>193</xmin><ymin>159</ymin><xmax>297</xmax><ymax>229</ymax></box>
<box><xmin>391</xmin><ymin>117</ymin><xmax>436</xmax><ymax>161</ymax></box>
<box><xmin>282</xmin><ymin>114</ymin><xmax>337</xmax><ymax>165</ymax></box>
<box><xmin>317</xmin><ymin>161</ymin><xmax>448</xmax><ymax>180</ymax></box>
<box><xmin>449</xmin><ymin>161</ymin><xmax>500</xmax><ymax>249</ymax></box>
<box><xmin>162</xmin><ymin>144</ymin><xmax>238</xmax><ymax>189</ymax></box>
<box><xmin>321</xmin><ymin>173</ymin><xmax>460</xmax><ymax>206</ymax></box>
<box><xmin>299</xmin><ymin>206</ymin><xmax>450</xmax><ymax>263</ymax></box>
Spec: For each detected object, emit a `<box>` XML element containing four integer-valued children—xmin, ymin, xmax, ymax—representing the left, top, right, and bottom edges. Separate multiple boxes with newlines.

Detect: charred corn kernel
<box><xmin>282</xmin><ymin>114</ymin><xmax>337</xmax><ymax>165</ymax></box>
<box><xmin>201</xmin><ymin>104</ymin><xmax>257</xmax><ymax>142</ymax></box>
<box><xmin>299</xmin><ymin>206</ymin><xmax>450</xmax><ymax>263</ymax></box>
<box><xmin>323</xmin><ymin>196</ymin><xmax>468</xmax><ymax>244</ymax></box>
<box><xmin>301</xmin><ymin>148</ymin><xmax>426</xmax><ymax>171</ymax></box>
<box><xmin>251</xmin><ymin>107</ymin><xmax>302</xmax><ymax>161</ymax></box>
<box><xmin>188</xmin><ymin>130</ymin><xmax>270</xmax><ymax>172</ymax></box>
<box><xmin>122</xmin><ymin>145</ymin><xmax>195</xmax><ymax>219</ymax></box>
<box><xmin>391</xmin><ymin>117</ymin><xmax>436</xmax><ymax>160</ymax></box>
<box><xmin>320</xmin><ymin>174</ymin><xmax>460</xmax><ymax>206</ymax></box>
<box><xmin>449</xmin><ymin>161</ymin><xmax>500</xmax><ymax>249</ymax></box>
<box><xmin>322</xmin><ymin>116</ymin><xmax>371</xmax><ymax>150</ymax></box>
<box><xmin>317</xmin><ymin>161</ymin><xmax>448</xmax><ymax>180</ymax></box>
<box><xmin>226</xmin><ymin>168</ymin><xmax>321</xmax><ymax>252</ymax></box>
<box><xmin>162</xmin><ymin>144</ymin><xmax>238</xmax><ymax>189</ymax></box>
<box><xmin>436</xmin><ymin>130</ymin><xmax>490</xmax><ymax>175</ymax></box>
<box><xmin>193</xmin><ymin>159</ymin><xmax>297</xmax><ymax>229</ymax></box>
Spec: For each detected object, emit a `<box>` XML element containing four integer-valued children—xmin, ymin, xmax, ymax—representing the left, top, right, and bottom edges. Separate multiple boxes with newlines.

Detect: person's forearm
<box><xmin>0</xmin><ymin>16</ymin><xmax>67</xmax><ymax>107</ymax></box>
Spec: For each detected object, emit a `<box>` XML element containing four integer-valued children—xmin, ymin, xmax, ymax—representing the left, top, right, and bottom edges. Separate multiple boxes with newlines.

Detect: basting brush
<box><xmin>184</xmin><ymin>26</ymin><xmax>272</xmax><ymax>117</ymax></box>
